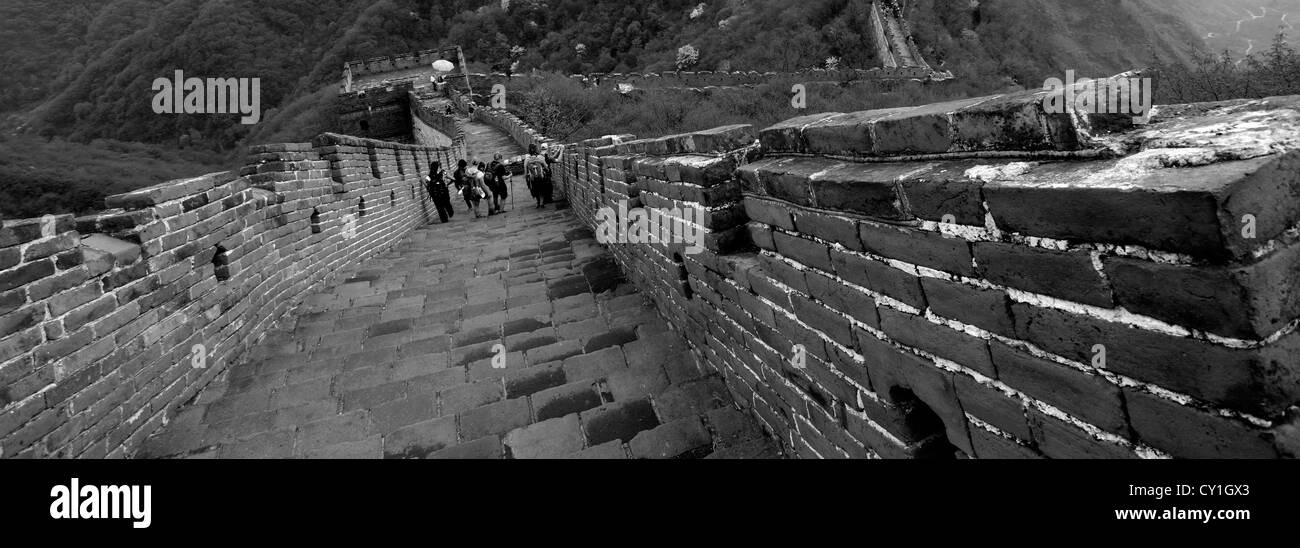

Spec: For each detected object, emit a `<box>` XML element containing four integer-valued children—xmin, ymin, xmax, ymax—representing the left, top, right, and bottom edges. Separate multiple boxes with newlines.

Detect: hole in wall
<box><xmin>367</xmin><ymin>145</ymin><xmax>382</xmax><ymax>178</ymax></box>
<box><xmin>390</xmin><ymin>190</ymin><xmax>397</xmax><ymax>206</ymax></box>
<box><xmin>212</xmin><ymin>245</ymin><xmax>231</xmax><ymax>281</ymax></box>
<box><xmin>359</xmin><ymin>120</ymin><xmax>370</xmax><ymax>133</ymax></box>
<box><xmin>672</xmin><ymin>252</ymin><xmax>693</xmax><ymax>300</ymax></box>
<box><xmin>310</xmin><ymin>208</ymin><xmax>322</xmax><ymax>234</ymax></box>
<box><xmin>359</xmin><ymin>197</ymin><xmax>368</xmax><ymax>217</ymax></box>
<box><xmin>888</xmin><ymin>386</ymin><xmax>958</xmax><ymax>460</ymax></box>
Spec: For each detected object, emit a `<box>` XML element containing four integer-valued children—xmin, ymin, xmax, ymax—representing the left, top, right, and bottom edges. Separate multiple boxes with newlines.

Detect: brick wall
<box><xmin>338</xmin><ymin>83</ymin><xmax>417</xmax><ymax>142</ymax></box>
<box><xmin>0</xmin><ymin>133</ymin><xmax>463</xmax><ymax>458</ymax></box>
<box><xmin>553</xmin><ymin>87</ymin><xmax>1300</xmax><ymax>459</ymax></box>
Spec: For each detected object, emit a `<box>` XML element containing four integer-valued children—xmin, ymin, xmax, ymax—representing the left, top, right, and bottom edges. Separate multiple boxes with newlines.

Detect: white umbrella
<box><xmin>432</xmin><ymin>60</ymin><xmax>455</xmax><ymax>72</ymax></box>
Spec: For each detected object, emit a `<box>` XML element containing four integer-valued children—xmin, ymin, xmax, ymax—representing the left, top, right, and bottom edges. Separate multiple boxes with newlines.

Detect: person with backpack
<box><xmin>542</xmin><ymin>144</ymin><xmax>558</xmax><ymax>204</ymax></box>
<box><xmin>488</xmin><ymin>153</ymin><xmax>509</xmax><ymax>214</ymax></box>
<box><xmin>462</xmin><ymin>160</ymin><xmax>491</xmax><ymax>218</ymax></box>
<box><xmin>453</xmin><ymin>159</ymin><xmax>480</xmax><ymax>218</ymax></box>
<box><xmin>524</xmin><ymin>144</ymin><xmax>550</xmax><ymax>209</ymax></box>
<box><xmin>425</xmin><ymin>161</ymin><xmax>454</xmax><ymax>223</ymax></box>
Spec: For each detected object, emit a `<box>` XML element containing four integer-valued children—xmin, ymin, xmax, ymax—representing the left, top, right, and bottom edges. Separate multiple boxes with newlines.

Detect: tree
<box><xmin>676</xmin><ymin>44</ymin><xmax>700</xmax><ymax>71</ymax></box>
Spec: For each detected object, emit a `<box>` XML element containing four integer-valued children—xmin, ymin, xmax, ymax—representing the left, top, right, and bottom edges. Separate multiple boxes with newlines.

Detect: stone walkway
<box><xmin>462</xmin><ymin>118</ymin><xmax>526</xmax><ymax>161</ymax></box>
<box><xmin>138</xmin><ymin>124</ymin><xmax>780</xmax><ymax>459</ymax></box>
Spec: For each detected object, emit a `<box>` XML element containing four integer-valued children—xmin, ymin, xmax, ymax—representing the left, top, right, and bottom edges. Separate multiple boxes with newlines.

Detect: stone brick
<box><xmin>1105</xmin><ymin>242</ymin><xmax>1300</xmax><ymax>339</ymax></box>
<box><xmin>629</xmin><ymin>416</ymin><xmax>712</xmax><ymax>458</ymax></box>
<box><xmin>759</xmin><ymin>112</ymin><xmax>840</xmax><ymax>154</ymax></box>
<box><xmin>829</xmin><ymin>249</ymin><xmax>926</xmax><ymax>309</ymax></box>
<box><xmin>969</xmin><ymin>425</ymin><xmax>1041</xmax><ymax>459</ymax></box>
<box><xmin>0</xmin><ymin>216</ymin><xmax>73</xmax><ymax>247</ymax></box>
<box><xmin>0</xmin><ymin>259</ymin><xmax>54</xmax><ymax>293</ymax></box>
<box><xmin>427</xmin><ymin>436</ymin><xmax>503</xmax><ymax>459</ymax></box>
<box><xmin>990</xmin><ymin>341</ymin><xmax>1126</xmax><ymax>435</ymax></box>
<box><xmin>876</xmin><ymin>307</ymin><xmax>995</xmax><ymax>378</ymax></box>
<box><xmin>753</xmin><ymin>161</ymin><xmax>909</xmax><ymax>220</ymax></box>
<box><xmin>1009</xmin><ymin>302</ymin><xmax>1296</xmax><ymax>417</ymax></box>
<box><xmin>563</xmin><ymin>440</ymin><xmax>626</xmax><ymax>459</ymax></box>
<box><xmin>791</xmin><ymin>209</ymin><xmax>865</xmax><ymax>250</ymax></box>
<box><xmin>439</xmin><ymin>381</ymin><xmax>504</xmax><ymax>416</ymax></box>
<box><xmin>606</xmin><ymin>362</ymin><xmax>670</xmax><ymax>401</ymax></box>
<box><xmin>973</xmin><ymin>243</ymin><xmax>1112</xmax><ymax>308</ymax></box>
<box><xmin>0</xmin><ymin>247</ymin><xmax>20</xmax><ymax>271</ymax></box>
<box><xmin>561</xmin><ymin>345</ymin><xmax>627</xmax><ymax>381</ymax></box>
<box><xmin>790</xmin><ymin>294</ymin><xmax>854</xmax><ymax>348</ymax></box>
<box><xmin>918</xmin><ymin>277</ymin><xmax>1015</xmax><ymax>337</ymax></box>
<box><xmin>369</xmin><ymin>394</ymin><xmax>439</xmax><ymax>434</ymax></box>
<box><xmin>748</xmin><ymin>222</ymin><xmax>775</xmax><ymax>251</ymax></box>
<box><xmin>982</xmin><ymin>151</ymin><xmax>1300</xmax><ymax>263</ymax></box>
<box><xmin>757</xmin><ymin>253</ymin><xmax>807</xmax><ymax>294</ymax></box>
<box><xmin>458</xmin><ymin>398</ymin><xmax>530</xmax><ymax>440</ymax></box>
<box><xmin>742</xmin><ymin>197</ymin><xmax>795</xmax><ymax>231</ymax></box>
<box><xmin>0</xmin><ymin>306</ymin><xmax>41</xmax><ymax>339</ymax></box>
<box><xmin>772</xmin><ymin>232</ymin><xmax>832</xmax><ymax>272</ymax></box>
<box><xmin>872</xmin><ymin>97</ymin><xmax>992</xmax><ymax>155</ymax></box>
<box><xmin>532</xmin><ymin>380</ymin><xmax>604</xmax><ymax>421</ymax></box>
<box><xmin>504</xmin><ymin>414</ymin><xmax>583</xmax><ymax>459</ymax></box>
<box><xmin>1125</xmin><ymin>389</ymin><xmax>1277</xmax><ymax>459</ymax></box>
<box><xmin>504</xmin><ymin>363</ymin><xmax>566</xmax><ymax>399</ymax></box>
<box><xmin>735</xmin><ymin>157</ymin><xmax>819</xmax><ymax>206</ymax></box>
<box><xmin>952</xmin><ymin>374</ymin><xmax>1031</xmax><ymax>440</ymax></box>
<box><xmin>1027</xmin><ymin>409</ymin><xmax>1136</xmax><ymax>459</ymax></box>
<box><xmin>859</xmin><ymin>221</ymin><xmax>973</xmax><ymax>276</ymax></box>
<box><xmin>896</xmin><ymin>163</ymin><xmax>986</xmax><ymax>225</ymax></box>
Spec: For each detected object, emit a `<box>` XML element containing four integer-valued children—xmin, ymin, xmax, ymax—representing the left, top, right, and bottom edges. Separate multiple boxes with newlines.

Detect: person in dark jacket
<box><xmin>425</xmin><ymin>161</ymin><xmax>454</xmax><ymax>223</ymax></box>
<box><xmin>452</xmin><ymin>159</ymin><xmax>476</xmax><ymax>215</ymax></box>
<box><xmin>488</xmin><ymin>153</ymin><xmax>509</xmax><ymax>214</ymax></box>
<box><xmin>524</xmin><ymin>144</ymin><xmax>551</xmax><ymax>208</ymax></box>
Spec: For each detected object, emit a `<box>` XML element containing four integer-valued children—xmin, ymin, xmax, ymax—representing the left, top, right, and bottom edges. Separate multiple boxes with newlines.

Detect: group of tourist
<box><xmin>423</xmin><ymin>144</ymin><xmax>554</xmax><ymax>223</ymax></box>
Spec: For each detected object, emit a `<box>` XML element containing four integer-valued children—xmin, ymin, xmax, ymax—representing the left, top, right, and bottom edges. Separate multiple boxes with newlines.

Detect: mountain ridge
<box><xmin>0</xmin><ymin>0</ymin><xmax>1260</xmax><ymax>150</ymax></box>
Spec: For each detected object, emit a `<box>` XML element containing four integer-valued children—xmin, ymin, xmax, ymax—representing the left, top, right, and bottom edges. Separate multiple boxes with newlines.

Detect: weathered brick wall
<box><xmin>338</xmin><ymin>83</ymin><xmax>417</xmax><ymax>142</ymax></box>
<box><xmin>345</xmin><ymin>50</ymin><xmax>442</xmax><ymax>78</ymax></box>
<box><xmin>409</xmin><ymin>90</ymin><xmax>468</xmax><ymax>154</ymax></box>
<box><xmin>554</xmin><ymin>88</ymin><xmax>1300</xmax><ymax>459</ymax></box>
<box><xmin>461</xmin><ymin>67</ymin><xmax>943</xmax><ymax>94</ymax></box>
<box><xmin>0</xmin><ymin>133</ymin><xmax>462</xmax><ymax>458</ymax></box>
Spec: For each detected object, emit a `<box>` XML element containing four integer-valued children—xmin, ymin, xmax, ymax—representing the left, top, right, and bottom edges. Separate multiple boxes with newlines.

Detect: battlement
<box><xmin>547</xmin><ymin>88</ymin><xmax>1300</xmax><ymax>459</ymax></box>
<box><xmin>0</xmin><ymin>133</ymin><xmax>463</xmax><ymax>458</ymax></box>
<box><xmin>345</xmin><ymin>50</ymin><xmax>445</xmax><ymax>79</ymax></box>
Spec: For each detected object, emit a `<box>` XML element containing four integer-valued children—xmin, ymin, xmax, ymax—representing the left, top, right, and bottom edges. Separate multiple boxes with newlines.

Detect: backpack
<box><xmin>526</xmin><ymin>160</ymin><xmax>548</xmax><ymax>182</ymax></box>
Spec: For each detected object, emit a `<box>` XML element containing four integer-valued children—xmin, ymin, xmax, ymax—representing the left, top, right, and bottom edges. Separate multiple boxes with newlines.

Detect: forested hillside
<box><xmin>3</xmin><ymin>0</ymin><xmax>1227</xmax><ymax>151</ymax></box>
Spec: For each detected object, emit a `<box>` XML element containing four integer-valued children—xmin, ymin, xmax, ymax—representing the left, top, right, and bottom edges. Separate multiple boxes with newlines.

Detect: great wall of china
<box><xmin>3</xmin><ymin>2</ymin><xmax>1299</xmax><ymax>459</ymax></box>
<box><xmin>342</xmin><ymin>0</ymin><xmax>951</xmax><ymax>96</ymax></box>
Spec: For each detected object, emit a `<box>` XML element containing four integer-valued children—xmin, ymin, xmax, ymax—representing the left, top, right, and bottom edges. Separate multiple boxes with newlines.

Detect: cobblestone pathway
<box><xmin>139</xmin><ymin>125</ymin><xmax>779</xmax><ymax>459</ymax></box>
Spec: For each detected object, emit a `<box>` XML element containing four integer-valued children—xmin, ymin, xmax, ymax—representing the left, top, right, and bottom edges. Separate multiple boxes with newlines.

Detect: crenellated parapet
<box><xmin>0</xmin><ymin>131</ymin><xmax>463</xmax><ymax>458</ymax></box>
<box><xmin>548</xmin><ymin>78</ymin><xmax>1300</xmax><ymax>459</ymax></box>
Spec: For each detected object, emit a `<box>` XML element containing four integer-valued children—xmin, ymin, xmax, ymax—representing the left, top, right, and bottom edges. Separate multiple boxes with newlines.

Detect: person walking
<box><xmin>542</xmin><ymin>144</ymin><xmax>558</xmax><ymax>204</ymax></box>
<box><xmin>524</xmin><ymin>144</ymin><xmax>551</xmax><ymax>209</ymax></box>
<box><xmin>453</xmin><ymin>159</ymin><xmax>482</xmax><ymax>218</ymax></box>
<box><xmin>488</xmin><ymin>153</ymin><xmax>509</xmax><ymax>214</ymax></box>
<box><xmin>425</xmin><ymin>161</ymin><xmax>454</xmax><ymax>223</ymax></box>
<box><xmin>462</xmin><ymin>160</ymin><xmax>490</xmax><ymax>218</ymax></box>
<box><xmin>474</xmin><ymin>161</ymin><xmax>496</xmax><ymax>216</ymax></box>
